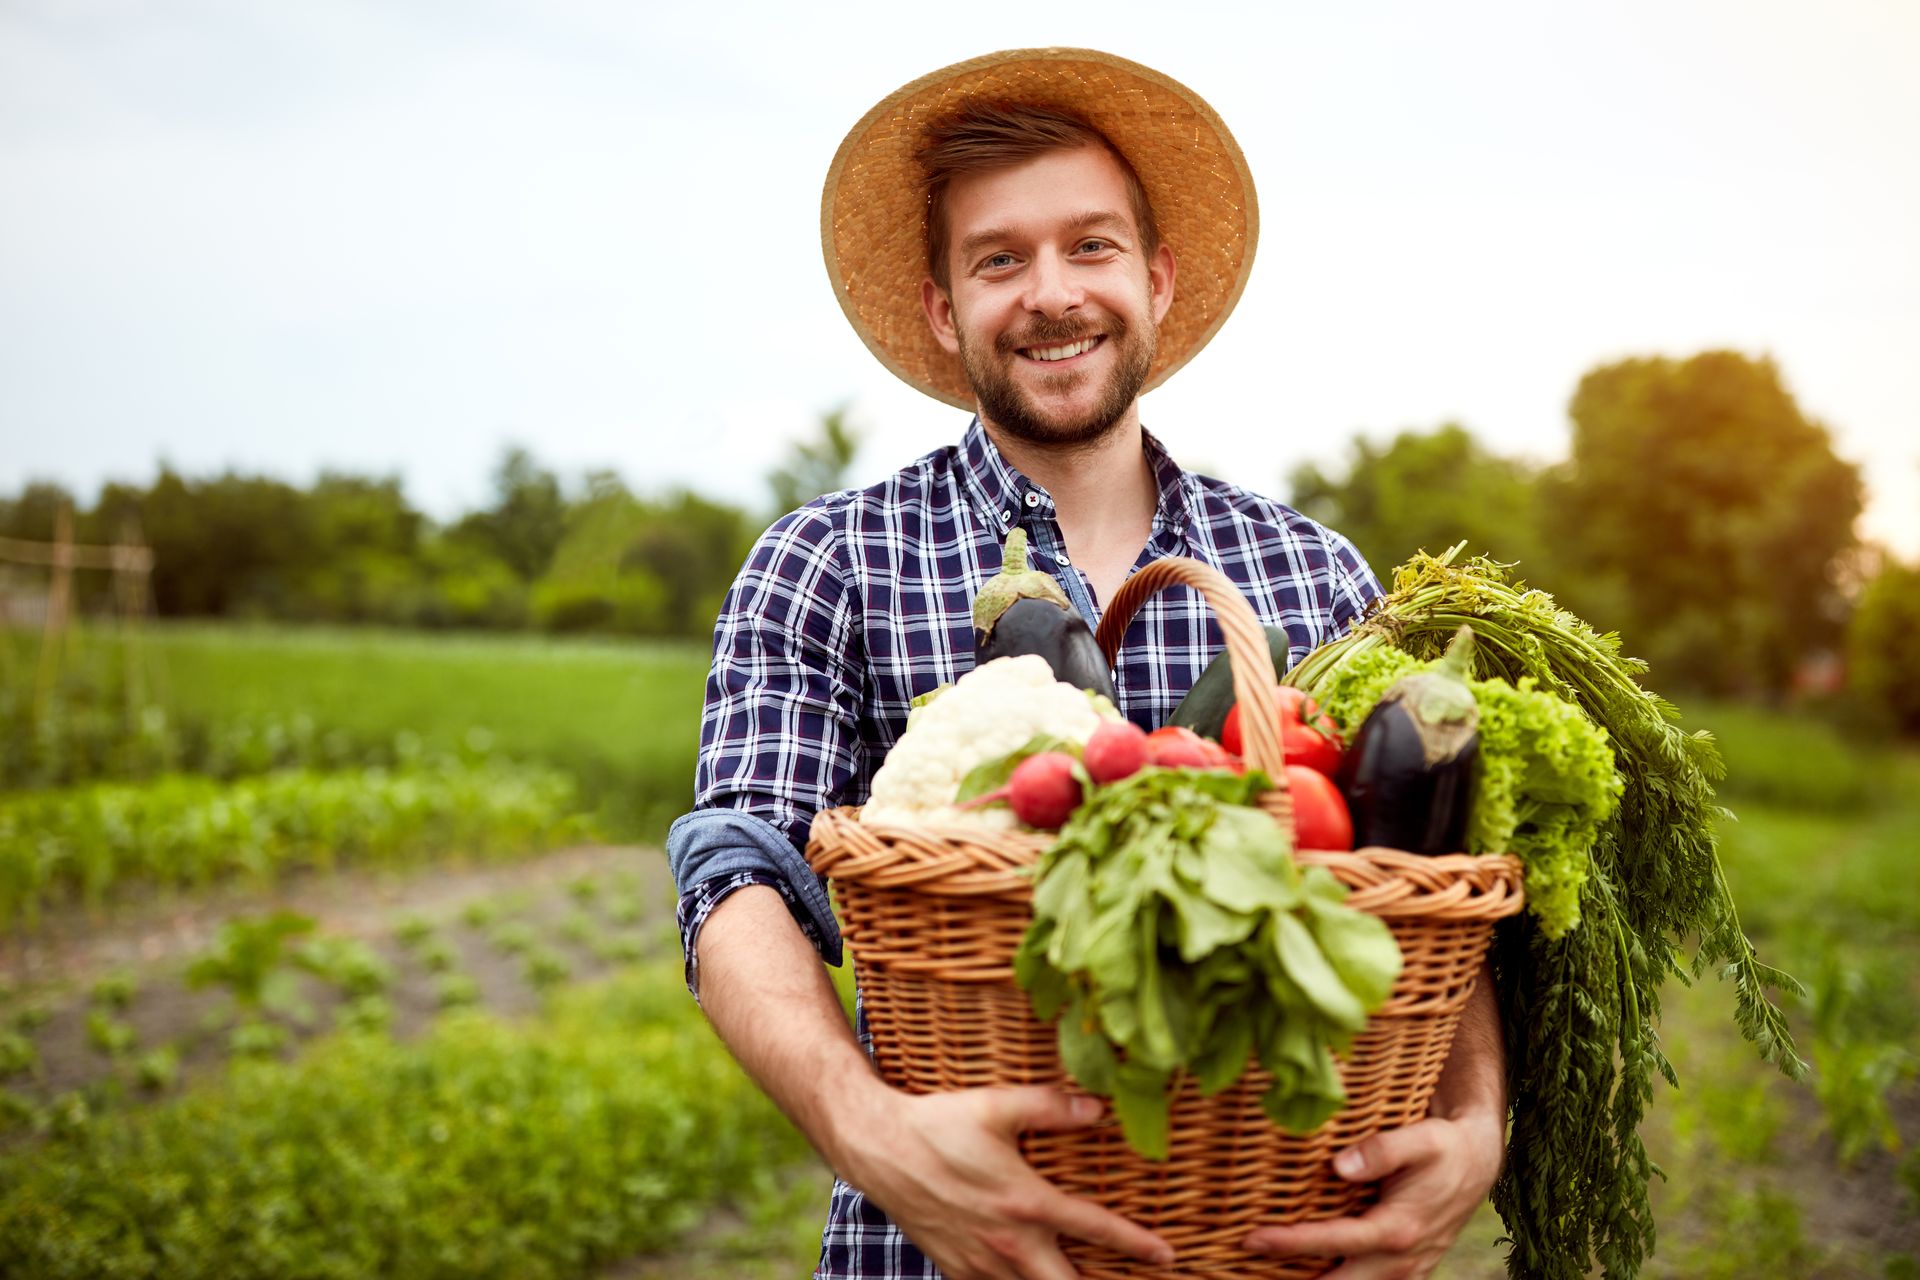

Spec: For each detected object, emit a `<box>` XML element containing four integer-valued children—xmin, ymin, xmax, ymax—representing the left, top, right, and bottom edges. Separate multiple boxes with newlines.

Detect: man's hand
<box><xmin>1243</xmin><ymin>964</ymin><xmax>1507</xmax><ymax>1279</ymax></box>
<box><xmin>1240</xmin><ymin>1110</ymin><xmax>1503</xmax><ymax>1279</ymax></box>
<box><xmin>838</xmin><ymin>1084</ymin><xmax>1176</xmax><ymax>1280</ymax></box>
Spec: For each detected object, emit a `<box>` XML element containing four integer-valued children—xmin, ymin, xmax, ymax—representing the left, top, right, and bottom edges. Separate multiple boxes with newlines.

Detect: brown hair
<box><xmin>914</xmin><ymin>102</ymin><xmax>1161</xmax><ymax>292</ymax></box>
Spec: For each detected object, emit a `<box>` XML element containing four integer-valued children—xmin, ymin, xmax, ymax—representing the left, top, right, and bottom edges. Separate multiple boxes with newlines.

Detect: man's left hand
<box><xmin>1240</xmin><ymin>1109</ymin><xmax>1503</xmax><ymax>1280</ymax></box>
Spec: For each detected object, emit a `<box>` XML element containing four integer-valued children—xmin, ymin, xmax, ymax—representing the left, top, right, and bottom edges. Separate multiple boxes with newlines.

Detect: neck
<box><xmin>978</xmin><ymin>406</ymin><xmax>1157</xmax><ymax>531</ymax></box>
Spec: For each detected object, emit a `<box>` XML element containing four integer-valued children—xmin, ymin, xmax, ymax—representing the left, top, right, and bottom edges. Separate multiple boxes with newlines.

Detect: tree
<box><xmin>531</xmin><ymin>486</ymin><xmax>753</xmax><ymax>639</ymax></box>
<box><xmin>1848</xmin><ymin>556</ymin><xmax>1920</xmax><ymax>734</ymax></box>
<box><xmin>1287</xmin><ymin>424</ymin><xmax>1552</xmax><ymax>581</ymax></box>
<box><xmin>139</xmin><ymin>468</ymin><xmax>317</xmax><ymax>616</ymax></box>
<box><xmin>451</xmin><ymin>447</ymin><xmax>567</xmax><ymax>581</ymax></box>
<box><xmin>1546</xmin><ymin>351</ymin><xmax>1861</xmax><ymax>697</ymax></box>
<box><xmin>768</xmin><ymin>407</ymin><xmax>861</xmax><ymax>516</ymax></box>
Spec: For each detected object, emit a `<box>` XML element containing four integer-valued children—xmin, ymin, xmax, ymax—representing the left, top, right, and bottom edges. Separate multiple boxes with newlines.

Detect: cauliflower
<box><xmin>861</xmin><ymin>655</ymin><xmax>1117</xmax><ymax>830</ymax></box>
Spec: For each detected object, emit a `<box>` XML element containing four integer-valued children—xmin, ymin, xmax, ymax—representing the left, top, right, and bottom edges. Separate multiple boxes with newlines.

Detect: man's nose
<box><xmin>1021</xmin><ymin>250</ymin><xmax>1083</xmax><ymax>319</ymax></box>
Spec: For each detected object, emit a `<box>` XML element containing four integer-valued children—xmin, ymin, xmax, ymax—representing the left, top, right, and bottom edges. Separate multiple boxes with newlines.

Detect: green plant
<box><xmin>334</xmin><ymin>995</ymin><xmax>394</xmax><ymax>1035</ymax></box>
<box><xmin>88</xmin><ymin>968</ymin><xmax>138</xmax><ymax>1011</ymax></box>
<box><xmin>10</xmin><ymin>1001</ymin><xmax>51</xmax><ymax>1033</ymax></box>
<box><xmin>85</xmin><ymin>1011</ymin><xmax>137</xmax><ymax>1059</ymax></box>
<box><xmin>459</xmin><ymin>897</ymin><xmax>502</xmax><ymax>929</ymax></box>
<box><xmin>593</xmin><ymin>935</ymin><xmax>647</xmax><ymax>965</ymax></box>
<box><xmin>185</xmin><ymin>911</ymin><xmax>316</xmax><ymax>1024</ymax></box>
<box><xmin>567</xmin><ymin>874</ymin><xmax>600</xmax><ymax>903</ymax></box>
<box><xmin>0</xmin><ymin>1089</ymin><xmax>35</xmax><ymax>1135</ymax></box>
<box><xmin>394</xmin><ymin>914</ymin><xmax>436</xmax><ymax>947</ymax></box>
<box><xmin>605</xmin><ymin>892</ymin><xmax>643</xmax><ymax>926</ymax></box>
<box><xmin>133</xmin><ymin>1046</ymin><xmax>179</xmax><ymax>1093</ymax></box>
<box><xmin>0</xmin><ymin>1031</ymin><xmax>36</xmax><ymax>1080</ymax></box>
<box><xmin>1803</xmin><ymin>946</ymin><xmax>1918</xmax><ymax>1163</ymax></box>
<box><xmin>228</xmin><ymin>1019</ymin><xmax>288</xmax><ymax>1059</ymax></box>
<box><xmin>559</xmin><ymin>910</ymin><xmax>600</xmax><ymax>948</ymax></box>
<box><xmin>0</xmin><ymin>761</ymin><xmax>591</xmax><ymax>926</ymax></box>
<box><xmin>415</xmin><ymin>935</ymin><xmax>460</xmax><ymax>974</ymax></box>
<box><xmin>523</xmin><ymin>947</ymin><xmax>572</xmax><ymax>991</ymax></box>
<box><xmin>432</xmin><ymin>973</ymin><xmax>480</xmax><ymax>1010</ymax></box>
<box><xmin>0</xmin><ymin>962</ymin><xmax>815</xmax><ymax>1279</ymax></box>
<box><xmin>295</xmin><ymin>936</ymin><xmax>393</xmax><ymax>998</ymax></box>
<box><xmin>487</xmin><ymin>920</ymin><xmax>538</xmax><ymax>957</ymax></box>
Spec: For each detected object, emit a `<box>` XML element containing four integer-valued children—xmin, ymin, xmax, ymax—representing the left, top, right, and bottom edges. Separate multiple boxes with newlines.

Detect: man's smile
<box><xmin>1016</xmin><ymin>334</ymin><xmax>1106</xmax><ymax>364</ymax></box>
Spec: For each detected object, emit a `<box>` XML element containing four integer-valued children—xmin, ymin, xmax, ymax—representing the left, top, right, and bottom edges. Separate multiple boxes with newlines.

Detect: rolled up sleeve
<box><xmin>669</xmin><ymin>504</ymin><xmax>864</xmax><ymax>998</ymax></box>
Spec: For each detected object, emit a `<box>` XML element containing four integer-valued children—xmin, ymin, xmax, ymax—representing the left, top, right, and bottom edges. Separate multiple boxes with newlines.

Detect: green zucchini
<box><xmin>1166</xmin><ymin>626</ymin><xmax>1292</xmax><ymax>740</ymax></box>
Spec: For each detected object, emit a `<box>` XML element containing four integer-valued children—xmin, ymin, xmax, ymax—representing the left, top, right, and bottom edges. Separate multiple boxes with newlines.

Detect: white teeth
<box><xmin>1026</xmin><ymin>338</ymin><xmax>1097</xmax><ymax>362</ymax></box>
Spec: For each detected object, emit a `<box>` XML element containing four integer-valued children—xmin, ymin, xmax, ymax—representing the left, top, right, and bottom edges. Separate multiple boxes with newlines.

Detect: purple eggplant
<box><xmin>973</xmin><ymin>529</ymin><xmax>1116</xmax><ymax>702</ymax></box>
<box><xmin>1336</xmin><ymin>627</ymin><xmax>1479</xmax><ymax>856</ymax></box>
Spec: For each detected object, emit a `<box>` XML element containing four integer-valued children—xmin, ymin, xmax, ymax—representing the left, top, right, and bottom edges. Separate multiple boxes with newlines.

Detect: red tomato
<box><xmin>1286</xmin><ymin>764</ymin><xmax>1354</xmax><ymax>851</ymax></box>
<box><xmin>1145</xmin><ymin>725</ymin><xmax>1216</xmax><ymax>769</ymax></box>
<box><xmin>1222</xmin><ymin>692</ymin><xmax>1345</xmax><ymax>776</ymax></box>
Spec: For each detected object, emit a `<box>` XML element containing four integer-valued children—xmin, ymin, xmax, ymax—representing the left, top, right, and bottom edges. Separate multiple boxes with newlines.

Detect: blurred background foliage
<box><xmin>0</xmin><ymin>352</ymin><xmax>1907</xmax><ymax>716</ymax></box>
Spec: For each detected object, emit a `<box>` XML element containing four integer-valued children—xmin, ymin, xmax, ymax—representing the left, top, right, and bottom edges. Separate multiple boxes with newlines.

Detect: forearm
<box><xmin>1430</xmin><ymin>958</ymin><xmax>1505</xmax><ymax>1128</ymax></box>
<box><xmin>695</xmin><ymin>884</ymin><xmax>885</xmax><ymax>1172</ymax></box>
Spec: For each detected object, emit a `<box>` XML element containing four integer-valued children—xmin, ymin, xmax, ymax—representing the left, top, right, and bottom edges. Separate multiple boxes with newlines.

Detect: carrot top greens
<box><xmin>1289</xmin><ymin>546</ymin><xmax>1805</xmax><ymax>1280</ymax></box>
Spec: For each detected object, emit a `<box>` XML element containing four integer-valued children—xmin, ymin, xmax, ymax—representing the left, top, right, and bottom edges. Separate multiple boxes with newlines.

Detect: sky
<box><xmin>2</xmin><ymin>0</ymin><xmax>1916</xmax><ymax>556</ymax></box>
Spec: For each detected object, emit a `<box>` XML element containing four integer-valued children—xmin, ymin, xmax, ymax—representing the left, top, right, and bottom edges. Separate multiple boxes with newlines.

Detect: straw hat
<box><xmin>821</xmin><ymin>47</ymin><xmax>1259</xmax><ymax>410</ymax></box>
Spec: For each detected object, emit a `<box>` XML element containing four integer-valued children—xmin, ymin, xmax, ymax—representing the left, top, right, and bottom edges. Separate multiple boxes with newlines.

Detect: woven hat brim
<box><xmin>822</xmin><ymin>47</ymin><xmax>1259</xmax><ymax>410</ymax></box>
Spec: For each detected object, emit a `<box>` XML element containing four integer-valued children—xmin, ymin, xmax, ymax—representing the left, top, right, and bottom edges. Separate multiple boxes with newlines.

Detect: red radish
<box><xmin>960</xmin><ymin>751</ymin><xmax>1085</xmax><ymax>829</ymax></box>
<box><xmin>1084</xmin><ymin>720</ymin><xmax>1150</xmax><ymax>783</ymax></box>
<box><xmin>1286</xmin><ymin>764</ymin><xmax>1354</xmax><ymax>850</ymax></box>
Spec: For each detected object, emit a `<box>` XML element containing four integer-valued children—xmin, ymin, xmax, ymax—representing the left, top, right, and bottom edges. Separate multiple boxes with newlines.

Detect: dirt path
<box><xmin>1</xmin><ymin>843</ymin><xmax>674</xmax><ymax>990</ymax></box>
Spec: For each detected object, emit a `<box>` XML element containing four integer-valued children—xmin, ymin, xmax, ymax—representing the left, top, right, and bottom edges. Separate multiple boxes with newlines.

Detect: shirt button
<box><xmin>1057</xmin><ymin>553</ymin><xmax>1071</xmax><ymax>566</ymax></box>
<box><xmin>1024</xmin><ymin>492</ymin><xmax>1041</xmax><ymax>508</ymax></box>
<box><xmin>1000</xmin><ymin>509</ymin><xmax>1011</xmax><ymax>523</ymax></box>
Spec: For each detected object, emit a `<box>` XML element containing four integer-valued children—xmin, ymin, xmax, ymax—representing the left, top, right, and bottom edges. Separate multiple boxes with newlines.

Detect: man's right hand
<box><xmin>835</xmin><ymin>1083</ymin><xmax>1177</xmax><ymax>1280</ymax></box>
<box><xmin>694</xmin><ymin>886</ymin><xmax>1172</xmax><ymax>1279</ymax></box>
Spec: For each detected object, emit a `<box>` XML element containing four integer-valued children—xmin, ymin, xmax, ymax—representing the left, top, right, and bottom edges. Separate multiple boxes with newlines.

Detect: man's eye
<box><xmin>1076</xmin><ymin>239</ymin><xmax>1110</xmax><ymax>254</ymax></box>
<box><xmin>984</xmin><ymin>253</ymin><xmax>1016</xmax><ymax>269</ymax></box>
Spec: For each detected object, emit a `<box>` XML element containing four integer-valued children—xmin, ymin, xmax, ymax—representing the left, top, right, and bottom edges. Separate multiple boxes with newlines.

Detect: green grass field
<box><xmin>24</xmin><ymin>623</ymin><xmax>714</xmax><ymax>838</ymax></box>
<box><xmin>4</xmin><ymin>623</ymin><xmax>1915</xmax><ymax>1276</ymax></box>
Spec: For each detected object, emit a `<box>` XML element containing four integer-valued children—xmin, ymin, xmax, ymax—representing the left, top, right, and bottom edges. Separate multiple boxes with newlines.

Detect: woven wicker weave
<box><xmin>808</xmin><ymin>557</ymin><xmax>1523</xmax><ymax>1278</ymax></box>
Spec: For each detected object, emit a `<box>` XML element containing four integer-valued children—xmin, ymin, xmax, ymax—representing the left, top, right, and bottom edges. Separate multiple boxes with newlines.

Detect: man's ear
<box><xmin>921</xmin><ymin>277</ymin><xmax>961</xmax><ymax>355</ymax></box>
<box><xmin>1148</xmin><ymin>243</ymin><xmax>1176</xmax><ymax>327</ymax></box>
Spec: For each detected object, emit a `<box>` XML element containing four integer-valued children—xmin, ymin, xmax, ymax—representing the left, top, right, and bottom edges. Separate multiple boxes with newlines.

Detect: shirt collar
<box><xmin>958</xmin><ymin>417</ymin><xmax>1194</xmax><ymax>536</ymax></box>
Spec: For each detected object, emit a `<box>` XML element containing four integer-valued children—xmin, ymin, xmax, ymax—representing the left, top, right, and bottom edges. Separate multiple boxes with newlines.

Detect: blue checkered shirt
<box><xmin>668</xmin><ymin>417</ymin><xmax>1380</xmax><ymax>1279</ymax></box>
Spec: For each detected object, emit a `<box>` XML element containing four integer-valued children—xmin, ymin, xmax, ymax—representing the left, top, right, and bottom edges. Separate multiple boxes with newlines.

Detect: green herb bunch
<box><xmin>1013</xmin><ymin>768</ymin><xmax>1401</xmax><ymax>1160</ymax></box>
<box><xmin>1289</xmin><ymin>546</ymin><xmax>1806</xmax><ymax>1280</ymax></box>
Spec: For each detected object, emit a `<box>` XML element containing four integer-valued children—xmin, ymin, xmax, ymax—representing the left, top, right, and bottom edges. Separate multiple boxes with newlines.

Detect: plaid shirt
<box><xmin>668</xmin><ymin>417</ymin><xmax>1379</xmax><ymax>1279</ymax></box>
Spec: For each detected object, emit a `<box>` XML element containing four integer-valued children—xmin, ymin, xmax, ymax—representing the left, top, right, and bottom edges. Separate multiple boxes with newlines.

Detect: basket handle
<box><xmin>1093</xmin><ymin>558</ymin><xmax>1290</xmax><ymax>788</ymax></box>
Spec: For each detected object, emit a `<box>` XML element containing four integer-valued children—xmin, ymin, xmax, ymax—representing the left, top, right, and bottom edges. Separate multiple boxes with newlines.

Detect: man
<box><xmin>670</xmin><ymin>48</ymin><xmax>1505</xmax><ymax>1280</ymax></box>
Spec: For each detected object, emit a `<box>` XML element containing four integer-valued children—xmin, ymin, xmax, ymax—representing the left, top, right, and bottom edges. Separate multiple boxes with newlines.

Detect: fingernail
<box><xmin>1071</xmin><ymin>1095</ymin><xmax>1102</xmax><ymax>1122</ymax></box>
<box><xmin>1152</xmin><ymin>1246</ymin><xmax>1177</xmax><ymax>1266</ymax></box>
<box><xmin>1334</xmin><ymin>1148</ymin><xmax>1365</xmax><ymax>1178</ymax></box>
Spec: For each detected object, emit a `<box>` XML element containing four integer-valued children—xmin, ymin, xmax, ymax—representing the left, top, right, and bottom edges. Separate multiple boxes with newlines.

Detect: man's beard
<box><xmin>957</xmin><ymin>310</ymin><xmax>1155</xmax><ymax>449</ymax></box>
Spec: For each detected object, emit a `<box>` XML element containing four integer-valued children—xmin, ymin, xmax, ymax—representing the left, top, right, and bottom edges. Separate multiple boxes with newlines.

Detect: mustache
<box><xmin>995</xmin><ymin>313</ymin><xmax>1126</xmax><ymax>356</ymax></box>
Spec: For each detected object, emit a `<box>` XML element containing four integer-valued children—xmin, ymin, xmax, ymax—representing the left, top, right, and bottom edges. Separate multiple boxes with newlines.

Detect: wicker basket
<box><xmin>807</xmin><ymin>557</ymin><xmax>1524</xmax><ymax>1278</ymax></box>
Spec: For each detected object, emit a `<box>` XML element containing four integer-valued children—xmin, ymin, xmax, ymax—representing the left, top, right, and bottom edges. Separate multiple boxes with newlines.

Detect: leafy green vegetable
<box><xmin>1015</xmin><ymin>769</ymin><xmax>1401</xmax><ymax>1158</ymax></box>
<box><xmin>1287</xmin><ymin>546</ymin><xmax>1805</xmax><ymax>1280</ymax></box>
<box><xmin>1304</xmin><ymin>642</ymin><xmax>1620</xmax><ymax>938</ymax></box>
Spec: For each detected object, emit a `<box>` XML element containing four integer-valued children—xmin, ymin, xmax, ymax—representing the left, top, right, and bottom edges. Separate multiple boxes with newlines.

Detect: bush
<box><xmin>1848</xmin><ymin>558</ymin><xmax>1920</xmax><ymax>735</ymax></box>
